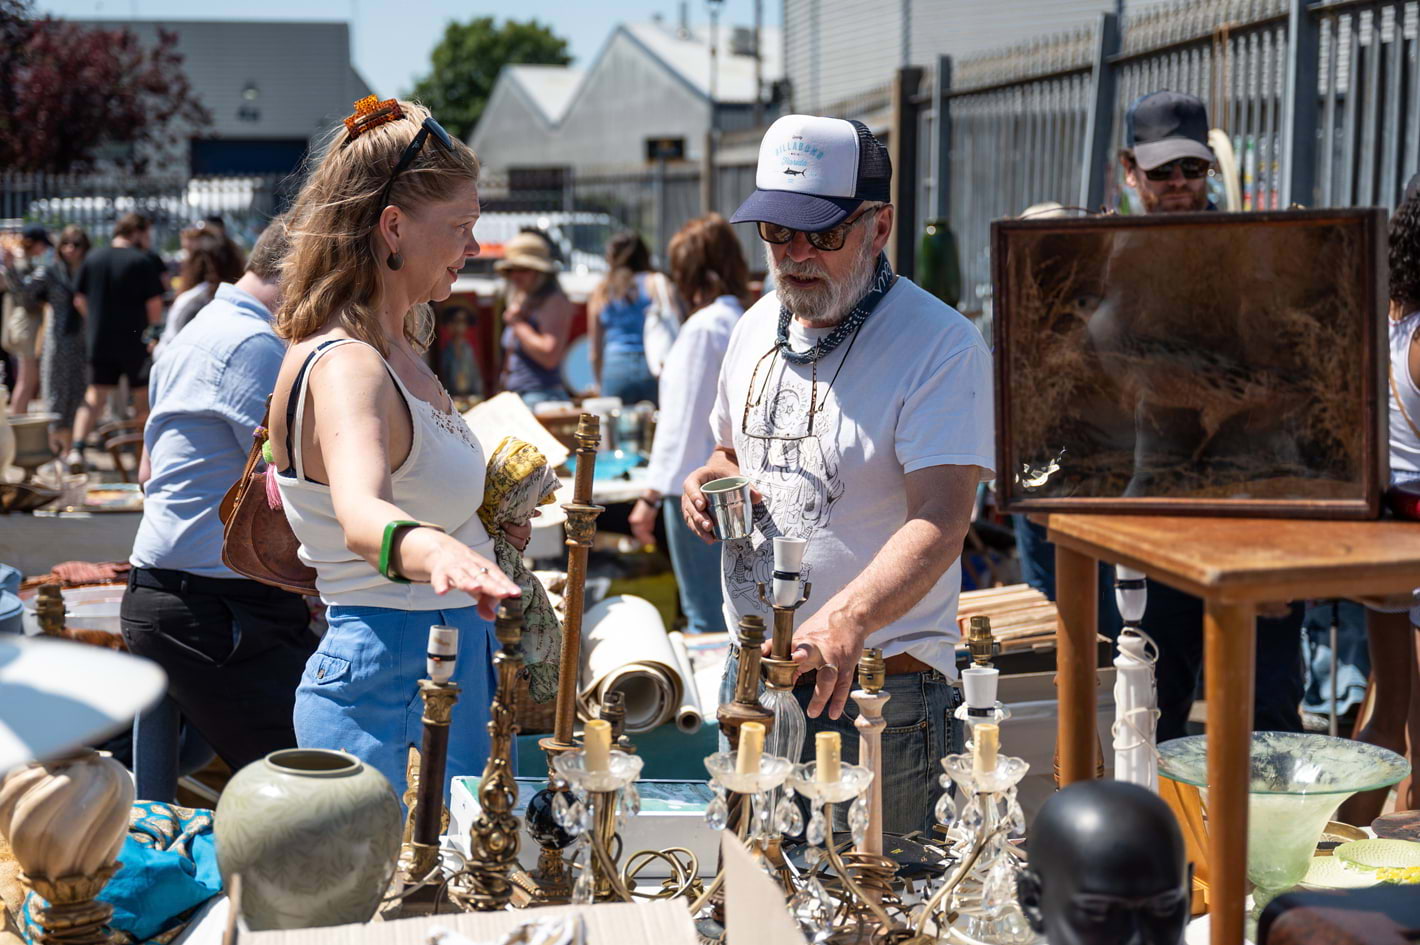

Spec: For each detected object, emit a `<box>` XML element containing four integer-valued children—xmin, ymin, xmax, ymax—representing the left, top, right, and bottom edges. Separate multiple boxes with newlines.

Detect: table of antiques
<box><xmin>1045</xmin><ymin>512</ymin><xmax>1420</xmax><ymax>945</ymax></box>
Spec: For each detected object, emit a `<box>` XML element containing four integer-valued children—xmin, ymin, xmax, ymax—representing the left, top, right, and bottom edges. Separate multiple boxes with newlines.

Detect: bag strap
<box><xmin>220</xmin><ymin>396</ymin><xmax>272</xmax><ymax>526</ymax></box>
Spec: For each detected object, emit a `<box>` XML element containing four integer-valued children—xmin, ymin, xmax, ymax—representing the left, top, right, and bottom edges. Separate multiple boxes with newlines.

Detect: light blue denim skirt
<box><xmin>294</xmin><ymin>603</ymin><xmax>504</xmax><ymax>805</ymax></box>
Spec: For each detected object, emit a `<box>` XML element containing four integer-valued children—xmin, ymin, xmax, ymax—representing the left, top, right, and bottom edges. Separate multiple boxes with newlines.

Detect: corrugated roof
<box><xmin>623</xmin><ymin>21</ymin><xmax>783</xmax><ymax>103</ymax></box>
<box><xmin>507</xmin><ymin>65</ymin><xmax>586</xmax><ymax>125</ymax></box>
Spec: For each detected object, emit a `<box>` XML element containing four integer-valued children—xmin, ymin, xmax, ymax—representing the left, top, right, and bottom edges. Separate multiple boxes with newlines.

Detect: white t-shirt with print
<box><xmin>710</xmin><ymin>276</ymin><xmax>994</xmax><ymax>676</ymax></box>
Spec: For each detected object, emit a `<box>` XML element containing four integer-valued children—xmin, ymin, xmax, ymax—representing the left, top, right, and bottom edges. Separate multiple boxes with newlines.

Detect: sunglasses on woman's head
<box><xmin>758</xmin><ymin>203</ymin><xmax>883</xmax><ymax>252</ymax></box>
<box><xmin>1141</xmin><ymin>158</ymin><xmax>1210</xmax><ymax>181</ymax></box>
<box><xmin>378</xmin><ymin>117</ymin><xmax>456</xmax><ymax>215</ymax></box>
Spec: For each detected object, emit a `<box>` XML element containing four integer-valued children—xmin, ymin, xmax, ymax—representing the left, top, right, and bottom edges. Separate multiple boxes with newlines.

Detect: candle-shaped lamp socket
<box><xmin>427</xmin><ymin>625</ymin><xmax>458</xmax><ymax>684</ymax></box>
<box><xmin>737</xmin><ymin>721</ymin><xmax>765</xmax><ymax>775</ymax></box>
<box><xmin>973</xmin><ymin>722</ymin><xmax>999</xmax><ymax>776</ymax></box>
<box><xmin>584</xmin><ymin>719</ymin><xmax>611</xmax><ymax>774</ymax></box>
<box><xmin>816</xmin><ymin>731</ymin><xmax>841</xmax><ymax>783</ymax></box>
<box><xmin>771</xmin><ymin>537</ymin><xmax>808</xmax><ymax>607</ymax></box>
<box><xmin>857</xmin><ymin>648</ymin><xmax>886</xmax><ymax>694</ymax></box>
<box><xmin>967</xmin><ymin>615</ymin><xmax>996</xmax><ymax>668</ymax></box>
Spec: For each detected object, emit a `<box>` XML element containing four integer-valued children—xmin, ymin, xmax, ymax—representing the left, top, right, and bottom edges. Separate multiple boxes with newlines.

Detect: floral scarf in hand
<box><xmin>478</xmin><ymin>436</ymin><xmax>563</xmax><ymax>702</ymax></box>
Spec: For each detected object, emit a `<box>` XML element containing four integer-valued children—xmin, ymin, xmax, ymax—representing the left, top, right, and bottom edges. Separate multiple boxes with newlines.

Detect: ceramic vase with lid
<box><xmin>214</xmin><ymin>748</ymin><xmax>401</xmax><ymax>930</ymax></box>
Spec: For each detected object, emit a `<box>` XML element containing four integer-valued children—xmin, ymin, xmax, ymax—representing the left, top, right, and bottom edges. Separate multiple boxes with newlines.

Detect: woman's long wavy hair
<box><xmin>668</xmin><ymin>213</ymin><xmax>753</xmax><ymax>311</ymax></box>
<box><xmin>277</xmin><ymin>100</ymin><xmax>480</xmax><ymax>355</ymax></box>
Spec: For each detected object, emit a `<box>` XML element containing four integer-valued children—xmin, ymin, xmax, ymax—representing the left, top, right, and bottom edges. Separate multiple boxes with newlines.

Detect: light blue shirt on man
<box><xmin>131</xmin><ymin>283</ymin><xmax>285</xmax><ymax>577</ymax></box>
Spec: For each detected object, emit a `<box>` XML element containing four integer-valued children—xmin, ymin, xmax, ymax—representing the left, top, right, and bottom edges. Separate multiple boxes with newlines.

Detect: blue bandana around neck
<box><xmin>775</xmin><ymin>252</ymin><xmax>896</xmax><ymax>364</ymax></box>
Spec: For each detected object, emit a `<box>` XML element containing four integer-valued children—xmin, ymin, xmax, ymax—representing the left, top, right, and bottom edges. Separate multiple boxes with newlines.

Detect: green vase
<box><xmin>215</xmin><ymin>748</ymin><xmax>402</xmax><ymax>930</ymax></box>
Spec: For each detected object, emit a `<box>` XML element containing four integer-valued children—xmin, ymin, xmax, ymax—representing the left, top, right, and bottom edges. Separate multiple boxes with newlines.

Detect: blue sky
<box><xmin>39</xmin><ymin>1</ymin><xmax>781</xmax><ymax>102</ymax></box>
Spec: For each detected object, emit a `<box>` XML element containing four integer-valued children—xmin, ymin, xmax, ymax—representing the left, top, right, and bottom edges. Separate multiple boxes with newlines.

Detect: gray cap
<box><xmin>1126</xmin><ymin>91</ymin><xmax>1216</xmax><ymax>170</ymax></box>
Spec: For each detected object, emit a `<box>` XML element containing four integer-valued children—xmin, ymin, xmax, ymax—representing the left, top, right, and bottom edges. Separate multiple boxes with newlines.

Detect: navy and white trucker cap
<box><xmin>730</xmin><ymin>114</ymin><xmax>892</xmax><ymax>232</ymax></box>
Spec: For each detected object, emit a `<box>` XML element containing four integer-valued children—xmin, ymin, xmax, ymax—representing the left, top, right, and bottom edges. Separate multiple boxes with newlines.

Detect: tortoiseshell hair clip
<box><xmin>342</xmin><ymin>95</ymin><xmax>404</xmax><ymax>145</ymax></box>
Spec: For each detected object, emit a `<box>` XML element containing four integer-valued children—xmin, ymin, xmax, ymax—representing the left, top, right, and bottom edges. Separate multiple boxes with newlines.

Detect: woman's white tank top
<box><xmin>1389</xmin><ymin>311</ymin><xmax>1420</xmax><ymax>477</ymax></box>
<box><xmin>275</xmin><ymin>338</ymin><xmax>493</xmax><ymax>609</ymax></box>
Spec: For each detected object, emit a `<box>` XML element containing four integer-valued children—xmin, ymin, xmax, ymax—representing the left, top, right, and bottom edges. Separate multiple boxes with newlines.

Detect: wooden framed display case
<box><xmin>992</xmin><ymin>208</ymin><xmax>1388</xmax><ymax>519</ymax></box>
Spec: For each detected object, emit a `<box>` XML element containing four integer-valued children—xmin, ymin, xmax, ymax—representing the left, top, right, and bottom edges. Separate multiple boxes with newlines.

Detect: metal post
<box><xmin>1078</xmin><ymin>11</ymin><xmax>1121</xmax><ymax>212</ymax></box>
<box><xmin>753</xmin><ymin>0</ymin><xmax>764</xmax><ymax>127</ymax></box>
<box><xmin>889</xmin><ymin>65</ymin><xmax>924</xmax><ymax>279</ymax></box>
<box><xmin>934</xmin><ymin>55</ymin><xmax>953</xmax><ymax>222</ymax></box>
<box><xmin>1281</xmin><ymin>0</ymin><xmax>1320</xmax><ymax>208</ymax></box>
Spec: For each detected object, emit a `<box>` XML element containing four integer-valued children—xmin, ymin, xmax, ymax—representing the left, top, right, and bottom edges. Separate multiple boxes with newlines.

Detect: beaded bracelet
<box><xmin>379</xmin><ymin>520</ymin><xmax>444</xmax><ymax>584</ymax></box>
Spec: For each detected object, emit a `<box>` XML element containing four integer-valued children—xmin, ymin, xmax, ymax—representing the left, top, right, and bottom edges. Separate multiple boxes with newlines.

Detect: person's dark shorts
<box><xmin>90</xmin><ymin>346</ymin><xmax>149</xmax><ymax>387</ymax></box>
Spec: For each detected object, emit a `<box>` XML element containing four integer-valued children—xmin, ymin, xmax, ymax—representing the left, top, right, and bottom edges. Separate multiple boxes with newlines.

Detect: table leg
<box><xmin>1205</xmin><ymin>601</ymin><xmax>1256</xmax><ymax>945</ymax></box>
<box><xmin>1055</xmin><ymin>544</ymin><xmax>1098</xmax><ymax>784</ymax></box>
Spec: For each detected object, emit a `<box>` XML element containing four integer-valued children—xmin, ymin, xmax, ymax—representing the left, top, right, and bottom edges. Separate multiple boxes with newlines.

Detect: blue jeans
<box><xmin>663</xmin><ymin>498</ymin><xmax>725</xmax><ymax>634</ymax></box>
<box><xmin>719</xmin><ymin>648</ymin><xmax>963</xmax><ymax>837</ymax></box>
<box><xmin>601</xmin><ymin>349</ymin><xmax>658</xmax><ymax>406</ymax></box>
<box><xmin>294</xmin><ymin>603</ymin><xmax>503</xmax><ymax>805</ymax></box>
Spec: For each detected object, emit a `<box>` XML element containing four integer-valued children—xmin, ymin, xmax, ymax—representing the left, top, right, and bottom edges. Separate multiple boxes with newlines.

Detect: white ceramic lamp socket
<box><xmin>1114</xmin><ymin>565</ymin><xmax>1148</xmax><ymax>624</ymax></box>
<box><xmin>427</xmin><ymin>624</ymin><xmax>458</xmax><ymax>684</ymax></box>
<box><xmin>772</xmin><ymin>537</ymin><xmax>807</xmax><ymax>606</ymax></box>
<box><xmin>961</xmin><ymin>666</ymin><xmax>1000</xmax><ymax>711</ymax></box>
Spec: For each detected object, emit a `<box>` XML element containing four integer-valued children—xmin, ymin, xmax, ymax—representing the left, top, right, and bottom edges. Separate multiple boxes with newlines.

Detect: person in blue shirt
<box><xmin>122</xmin><ymin>217</ymin><xmax>317</xmax><ymax>772</ymax></box>
<box><xmin>587</xmin><ymin>231</ymin><xmax>673</xmax><ymax>405</ymax></box>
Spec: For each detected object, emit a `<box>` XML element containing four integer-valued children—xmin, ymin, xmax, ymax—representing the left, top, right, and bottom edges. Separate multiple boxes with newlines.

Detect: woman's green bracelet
<box><xmin>379</xmin><ymin>520</ymin><xmax>444</xmax><ymax>583</ymax></box>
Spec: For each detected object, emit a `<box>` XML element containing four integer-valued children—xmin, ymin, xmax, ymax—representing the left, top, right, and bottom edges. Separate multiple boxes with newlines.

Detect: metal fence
<box><xmin>0</xmin><ymin>172</ymin><xmax>296</xmax><ymax>254</ymax></box>
<box><xmin>928</xmin><ymin>0</ymin><xmax>1420</xmax><ymax>316</ymax></box>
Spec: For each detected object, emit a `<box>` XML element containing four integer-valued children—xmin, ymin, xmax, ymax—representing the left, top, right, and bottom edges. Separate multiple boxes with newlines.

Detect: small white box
<box><xmin>450</xmin><ymin>776</ymin><xmax>720</xmax><ymax>878</ymax></box>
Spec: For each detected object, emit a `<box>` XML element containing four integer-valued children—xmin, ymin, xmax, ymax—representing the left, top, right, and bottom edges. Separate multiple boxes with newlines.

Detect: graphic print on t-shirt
<box><xmin>723</xmin><ymin>372</ymin><xmax>844</xmax><ymax>614</ymax></box>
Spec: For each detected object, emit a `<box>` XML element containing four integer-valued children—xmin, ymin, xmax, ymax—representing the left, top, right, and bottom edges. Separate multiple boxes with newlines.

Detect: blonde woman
<box><xmin>270</xmin><ymin>97</ymin><xmax>522</xmax><ymax>799</ymax></box>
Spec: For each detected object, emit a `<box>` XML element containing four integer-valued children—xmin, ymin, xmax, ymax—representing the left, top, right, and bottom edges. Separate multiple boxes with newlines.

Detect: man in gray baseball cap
<box><xmin>1119</xmin><ymin>91</ymin><xmax>1217</xmax><ymax>214</ymax></box>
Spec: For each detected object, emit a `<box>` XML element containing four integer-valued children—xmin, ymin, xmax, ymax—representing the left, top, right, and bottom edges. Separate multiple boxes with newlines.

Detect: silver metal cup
<box><xmin>701</xmin><ymin>476</ymin><xmax>754</xmax><ymax>540</ymax></box>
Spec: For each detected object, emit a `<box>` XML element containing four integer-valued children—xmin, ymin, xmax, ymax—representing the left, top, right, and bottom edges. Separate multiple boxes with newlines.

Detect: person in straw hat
<box><xmin>496</xmin><ymin>230</ymin><xmax>572</xmax><ymax>406</ymax></box>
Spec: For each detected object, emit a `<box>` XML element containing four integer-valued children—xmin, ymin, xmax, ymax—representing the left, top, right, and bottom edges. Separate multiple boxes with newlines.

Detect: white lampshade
<box><xmin>772</xmin><ymin>537</ymin><xmax>807</xmax><ymax>574</ymax></box>
<box><xmin>0</xmin><ymin>635</ymin><xmax>167</xmax><ymax>772</ymax></box>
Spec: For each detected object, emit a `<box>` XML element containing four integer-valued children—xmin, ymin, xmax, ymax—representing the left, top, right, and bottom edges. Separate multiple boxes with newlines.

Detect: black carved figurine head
<box><xmin>1017</xmin><ymin>780</ymin><xmax>1192</xmax><ymax>945</ymax></box>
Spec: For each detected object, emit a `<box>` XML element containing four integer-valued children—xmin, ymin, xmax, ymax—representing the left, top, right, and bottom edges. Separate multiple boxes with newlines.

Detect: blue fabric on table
<box><xmin>21</xmin><ymin>802</ymin><xmax>222</xmax><ymax>945</ymax></box>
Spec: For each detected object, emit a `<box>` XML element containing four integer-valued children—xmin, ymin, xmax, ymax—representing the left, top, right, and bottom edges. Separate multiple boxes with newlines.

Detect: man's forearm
<box><xmin>814</xmin><ymin>514</ymin><xmax>970</xmax><ymax>646</ymax></box>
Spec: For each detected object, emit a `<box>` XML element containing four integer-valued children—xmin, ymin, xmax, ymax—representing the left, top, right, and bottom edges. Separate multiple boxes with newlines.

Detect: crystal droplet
<box><xmin>705</xmin><ymin>793</ymin><xmax>730</xmax><ymax>831</ymax></box>
<box><xmin>623</xmin><ymin>782</ymin><xmax>641</xmax><ymax>817</ymax></box>
<box><xmin>572</xmin><ymin>863</ymin><xmax>595</xmax><ymax>904</ymax></box>
<box><xmin>804</xmin><ymin>845</ymin><xmax>825</xmax><ymax>867</ymax></box>
<box><xmin>566</xmin><ymin>800</ymin><xmax>587</xmax><ymax>836</ymax></box>
<box><xmin>577</xmin><ymin>800</ymin><xmax>594</xmax><ymax>834</ymax></box>
<box><xmin>934</xmin><ymin>790</ymin><xmax>957</xmax><ymax>828</ymax></box>
<box><xmin>806</xmin><ymin>808</ymin><xmax>826</xmax><ymax>847</ymax></box>
<box><xmin>982</xmin><ymin>858</ymin><xmax>1017</xmax><ymax>916</ymax></box>
<box><xmin>776</xmin><ymin>796</ymin><xmax>803</xmax><ymax>836</ymax></box>
<box><xmin>939</xmin><ymin>773</ymin><xmax>951</xmax><ymax>790</ymax></box>
<box><xmin>552</xmin><ymin>790</ymin><xmax>572</xmax><ymax>829</ymax></box>
<box><xmin>849</xmin><ymin>795</ymin><xmax>870</xmax><ymax>848</ymax></box>
<box><xmin>961</xmin><ymin>798</ymin><xmax>984</xmax><ymax>832</ymax></box>
<box><xmin>1005</xmin><ymin>799</ymin><xmax>1026</xmax><ymax>836</ymax></box>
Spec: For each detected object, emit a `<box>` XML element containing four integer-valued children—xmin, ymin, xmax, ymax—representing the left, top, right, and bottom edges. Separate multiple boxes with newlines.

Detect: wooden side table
<box><xmin>1045</xmin><ymin>513</ymin><xmax>1420</xmax><ymax>945</ymax></box>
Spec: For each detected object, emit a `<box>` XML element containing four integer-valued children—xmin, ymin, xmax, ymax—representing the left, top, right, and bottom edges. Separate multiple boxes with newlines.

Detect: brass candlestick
<box><xmin>718</xmin><ymin>615</ymin><xmax>775</xmax><ymax>749</ymax></box>
<box><xmin>517</xmin><ymin>414</ymin><xmax>604</xmax><ymax>904</ymax></box>
<box><xmin>0</xmin><ymin>749</ymin><xmax>134</xmax><ymax>945</ymax></box>
<box><xmin>453</xmin><ymin>602</ymin><xmax>524</xmax><ymax>911</ymax></box>
<box><xmin>400</xmin><ymin>625</ymin><xmax>461</xmax><ymax>886</ymax></box>
<box><xmin>35</xmin><ymin>583</ymin><xmax>64</xmax><ymax>637</ymax></box>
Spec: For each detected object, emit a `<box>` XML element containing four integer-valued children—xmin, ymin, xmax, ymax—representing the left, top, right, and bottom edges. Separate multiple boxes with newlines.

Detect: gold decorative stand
<box><xmin>450</xmin><ymin>602</ymin><xmax>525</xmax><ymax>911</ymax></box>
<box><xmin>0</xmin><ymin>749</ymin><xmax>134</xmax><ymax>945</ymax></box>
<box><xmin>399</xmin><ymin>626</ymin><xmax>462</xmax><ymax>888</ymax></box>
<box><xmin>515</xmin><ymin>414</ymin><xmax>604</xmax><ymax>904</ymax></box>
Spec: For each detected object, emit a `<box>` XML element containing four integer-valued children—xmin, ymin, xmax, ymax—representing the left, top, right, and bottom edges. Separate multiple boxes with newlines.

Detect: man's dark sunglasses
<box><xmin>758</xmin><ymin>203</ymin><xmax>883</xmax><ymax>252</ymax></box>
<box><xmin>379</xmin><ymin>117</ymin><xmax>455</xmax><ymax>214</ymax></box>
<box><xmin>1141</xmin><ymin>157</ymin><xmax>1210</xmax><ymax>181</ymax></box>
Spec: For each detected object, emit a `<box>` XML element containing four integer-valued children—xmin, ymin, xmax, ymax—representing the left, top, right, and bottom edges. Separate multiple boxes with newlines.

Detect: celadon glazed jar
<box><xmin>214</xmin><ymin>748</ymin><xmax>401</xmax><ymax>930</ymax></box>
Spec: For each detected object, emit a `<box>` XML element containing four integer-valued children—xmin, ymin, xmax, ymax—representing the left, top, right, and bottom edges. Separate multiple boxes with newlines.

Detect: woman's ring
<box><xmin>479</xmin><ymin>566</ymin><xmax>489</xmax><ymax>575</ymax></box>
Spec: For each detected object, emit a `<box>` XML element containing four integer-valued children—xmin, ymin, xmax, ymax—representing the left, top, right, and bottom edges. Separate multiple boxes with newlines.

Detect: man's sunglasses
<box><xmin>1140</xmin><ymin>158</ymin><xmax>1211</xmax><ymax>181</ymax></box>
<box><xmin>758</xmin><ymin>203</ymin><xmax>884</xmax><ymax>252</ymax></box>
<box><xmin>378</xmin><ymin>117</ymin><xmax>455</xmax><ymax>215</ymax></box>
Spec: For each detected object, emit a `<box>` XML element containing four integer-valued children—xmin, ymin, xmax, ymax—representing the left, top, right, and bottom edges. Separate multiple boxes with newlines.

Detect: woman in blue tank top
<box><xmin>588</xmin><ymin>232</ymin><xmax>661</xmax><ymax>405</ymax></box>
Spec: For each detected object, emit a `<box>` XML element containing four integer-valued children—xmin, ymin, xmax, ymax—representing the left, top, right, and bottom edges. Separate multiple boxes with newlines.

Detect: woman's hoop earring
<box><xmin>386</xmin><ymin>251</ymin><xmax>404</xmax><ymax>271</ymax></box>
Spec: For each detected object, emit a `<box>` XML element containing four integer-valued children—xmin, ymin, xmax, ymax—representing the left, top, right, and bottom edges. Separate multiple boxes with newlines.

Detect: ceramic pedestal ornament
<box><xmin>1017</xmin><ymin>780</ymin><xmax>1191</xmax><ymax>945</ymax></box>
<box><xmin>214</xmin><ymin>748</ymin><xmax>402</xmax><ymax>930</ymax></box>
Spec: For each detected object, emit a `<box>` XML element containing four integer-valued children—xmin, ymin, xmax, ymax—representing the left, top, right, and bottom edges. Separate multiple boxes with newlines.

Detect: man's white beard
<box><xmin>766</xmin><ymin>235</ymin><xmax>877</xmax><ymax>327</ymax></box>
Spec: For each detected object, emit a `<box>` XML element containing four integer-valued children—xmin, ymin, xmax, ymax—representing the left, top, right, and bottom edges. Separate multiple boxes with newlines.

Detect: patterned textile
<box><xmin>774</xmin><ymin>252</ymin><xmax>896</xmax><ymax>364</ymax></box>
<box><xmin>478</xmin><ymin>436</ymin><xmax>562</xmax><ymax>702</ymax></box>
<box><xmin>21</xmin><ymin>802</ymin><xmax>221</xmax><ymax>945</ymax></box>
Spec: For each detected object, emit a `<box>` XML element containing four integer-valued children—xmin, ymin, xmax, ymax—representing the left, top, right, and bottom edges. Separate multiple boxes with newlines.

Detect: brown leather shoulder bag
<box><xmin>219</xmin><ymin>397</ymin><xmax>320</xmax><ymax>596</ymax></box>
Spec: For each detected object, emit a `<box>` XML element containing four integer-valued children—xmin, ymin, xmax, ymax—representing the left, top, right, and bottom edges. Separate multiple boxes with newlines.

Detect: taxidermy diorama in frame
<box><xmin>992</xmin><ymin>208</ymin><xmax>1387</xmax><ymax>519</ymax></box>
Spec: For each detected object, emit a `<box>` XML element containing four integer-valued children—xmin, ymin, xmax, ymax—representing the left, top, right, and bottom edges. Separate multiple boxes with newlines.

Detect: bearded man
<box><xmin>681</xmin><ymin>115</ymin><xmax>994</xmax><ymax>834</ymax></box>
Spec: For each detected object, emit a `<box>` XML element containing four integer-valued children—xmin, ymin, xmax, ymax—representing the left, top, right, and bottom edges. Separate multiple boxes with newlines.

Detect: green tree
<box><xmin>409</xmin><ymin>17</ymin><xmax>572</xmax><ymax>142</ymax></box>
